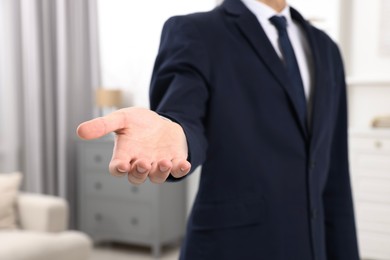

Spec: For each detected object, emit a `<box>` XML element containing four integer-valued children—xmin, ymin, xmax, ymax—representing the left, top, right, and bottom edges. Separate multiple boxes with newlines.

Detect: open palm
<box><xmin>77</xmin><ymin>107</ymin><xmax>190</xmax><ymax>184</ymax></box>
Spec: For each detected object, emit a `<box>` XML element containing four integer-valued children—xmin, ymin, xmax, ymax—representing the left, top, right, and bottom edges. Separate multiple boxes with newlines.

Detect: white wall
<box><xmin>98</xmin><ymin>0</ymin><xmax>217</xmax><ymax>107</ymax></box>
<box><xmin>344</xmin><ymin>0</ymin><xmax>390</xmax><ymax>128</ymax></box>
<box><xmin>348</xmin><ymin>0</ymin><xmax>390</xmax><ymax>77</ymax></box>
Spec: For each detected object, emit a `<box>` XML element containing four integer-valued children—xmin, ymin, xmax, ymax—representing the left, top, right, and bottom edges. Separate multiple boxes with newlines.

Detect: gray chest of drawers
<box><xmin>77</xmin><ymin>139</ymin><xmax>186</xmax><ymax>257</ymax></box>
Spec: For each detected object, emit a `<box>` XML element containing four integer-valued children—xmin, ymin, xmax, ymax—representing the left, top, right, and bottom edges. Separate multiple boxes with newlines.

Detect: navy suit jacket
<box><xmin>150</xmin><ymin>0</ymin><xmax>360</xmax><ymax>259</ymax></box>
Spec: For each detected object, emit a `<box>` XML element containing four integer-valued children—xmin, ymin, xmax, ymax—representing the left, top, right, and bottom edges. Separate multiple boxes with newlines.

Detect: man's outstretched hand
<box><xmin>77</xmin><ymin>107</ymin><xmax>191</xmax><ymax>184</ymax></box>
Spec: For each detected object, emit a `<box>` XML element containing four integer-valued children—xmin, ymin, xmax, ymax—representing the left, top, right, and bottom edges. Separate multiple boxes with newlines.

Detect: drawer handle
<box><xmin>374</xmin><ymin>141</ymin><xmax>383</xmax><ymax>149</ymax></box>
<box><xmin>95</xmin><ymin>182</ymin><xmax>102</xmax><ymax>190</ymax></box>
<box><xmin>94</xmin><ymin>155</ymin><xmax>102</xmax><ymax>163</ymax></box>
<box><xmin>130</xmin><ymin>217</ymin><xmax>139</xmax><ymax>226</ymax></box>
<box><xmin>130</xmin><ymin>186</ymin><xmax>139</xmax><ymax>194</ymax></box>
<box><xmin>95</xmin><ymin>213</ymin><xmax>103</xmax><ymax>222</ymax></box>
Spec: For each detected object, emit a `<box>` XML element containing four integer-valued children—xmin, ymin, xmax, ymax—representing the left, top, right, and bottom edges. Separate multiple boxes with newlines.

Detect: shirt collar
<box><xmin>241</xmin><ymin>0</ymin><xmax>292</xmax><ymax>27</ymax></box>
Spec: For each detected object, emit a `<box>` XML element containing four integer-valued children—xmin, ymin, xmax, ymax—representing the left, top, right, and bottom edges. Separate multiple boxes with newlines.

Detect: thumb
<box><xmin>77</xmin><ymin>110</ymin><xmax>127</xmax><ymax>140</ymax></box>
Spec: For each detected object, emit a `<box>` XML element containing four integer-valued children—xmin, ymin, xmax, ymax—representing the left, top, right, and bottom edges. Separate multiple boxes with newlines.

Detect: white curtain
<box><xmin>0</xmin><ymin>0</ymin><xmax>100</xmax><ymax>226</ymax></box>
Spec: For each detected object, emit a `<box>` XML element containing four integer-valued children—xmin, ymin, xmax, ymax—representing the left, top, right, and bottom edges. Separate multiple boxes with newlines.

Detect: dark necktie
<box><xmin>269</xmin><ymin>15</ymin><xmax>307</xmax><ymax>127</ymax></box>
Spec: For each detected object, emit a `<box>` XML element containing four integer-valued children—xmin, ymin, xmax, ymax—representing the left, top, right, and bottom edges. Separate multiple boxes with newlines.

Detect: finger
<box><xmin>127</xmin><ymin>159</ymin><xmax>151</xmax><ymax>185</ymax></box>
<box><xmin>77</xmin><ymin>110</ymin><xmax>127</xmax><ymax>140</ymax></box>
<box><xmin>171</xmin><ymin>159</ymin><xmax>191</xmax><ymax>178</ymax></box>
<box><xmin>109</xmin><ymin>135</ymin><xmax>133</xmax><ymax>176</ymax></box>
<box><xmin>109</xmin><ymin>160</ymin><xmax>129</xmax><ymax>177</ymax></box>
<box><xmin>148</xmin><ymin>159</ymin><xmax>172</xmax><ymax>184</ymax></box>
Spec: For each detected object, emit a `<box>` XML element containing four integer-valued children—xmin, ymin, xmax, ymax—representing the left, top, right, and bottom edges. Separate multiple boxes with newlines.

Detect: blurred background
<box><xmin>0</xmin><ymin>0</ymin><xmax>389</xmax><ymax>259</ymax></box>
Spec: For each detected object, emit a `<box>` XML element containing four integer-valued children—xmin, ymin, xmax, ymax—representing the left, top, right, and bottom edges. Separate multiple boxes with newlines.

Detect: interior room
<box><xmin>0</xmin><ymin>0</ymin><xmax>389</xmax><ymax>259</ymax></box>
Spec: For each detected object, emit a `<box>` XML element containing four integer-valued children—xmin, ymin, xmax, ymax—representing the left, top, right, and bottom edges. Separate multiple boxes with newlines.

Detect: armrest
<box><xmin>17</xmin><ymin>193</ymin><xmax>69</xmax><ymax>233</ymax></box>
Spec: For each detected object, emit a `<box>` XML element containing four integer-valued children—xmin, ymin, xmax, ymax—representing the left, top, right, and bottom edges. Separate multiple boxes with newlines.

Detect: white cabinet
<box><xmin>77</xmin><ymin>139</ymin><xmax>187</xmax><ymax>257</ymax></box>
<box><xmin>349</xmin><ymin>129</ymin><xmax>390</xmax><ymax>260</ymax></box>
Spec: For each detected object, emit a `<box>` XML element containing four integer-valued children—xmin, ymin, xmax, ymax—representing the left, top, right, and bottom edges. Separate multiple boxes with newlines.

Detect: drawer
<box><xmin>358</xmin><ymin>232</ymin><xmax>390</xmax><ymax>260</ymax></box>
<box><xmin>84</xmin><ymin>174</ymin><xmax>157</xmax><ymax>202</ymax></box>
<box><xmin>357</xmin><ymin>203</ymin><xmax>390</xmax><ymax>226</ymax></box>
<box><xmin>84</xmin><ymin>199</ymin><xmax>153</xmax><ymax>238</ymax></box>
<box><xmin>356</xmin><ymin>153</ymin><xmax>390</xmax><ymax>170</ymax></box>
<box><xmin>354</xmin><ymin>168</ymin><xmax>390</xmax><ymax>180</ymax></box>
<box><xmin>349</xmin><ymin>137</ymin><xmax>390</xmax><ymax>153</ymax></box>
<box><xmin>82</xmin><ymin>144</ymin><xmax>113</xmax><ymax>170</ymax></box>
<box><xmin>356</xmin><ymin>177</ymin><xmax>390</xmax><ymax>203</ymax></box>
<box><xmin>357</xmin><ymin>220</ymin><xmax>390</xmax><ymax>235</ymax></box>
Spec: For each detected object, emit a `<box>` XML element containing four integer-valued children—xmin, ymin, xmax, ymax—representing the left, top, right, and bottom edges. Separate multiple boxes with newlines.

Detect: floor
<box><xmin>90</xmin><ymin>243</ymin><xmax>180</xmax><ymax>260</ymax></box>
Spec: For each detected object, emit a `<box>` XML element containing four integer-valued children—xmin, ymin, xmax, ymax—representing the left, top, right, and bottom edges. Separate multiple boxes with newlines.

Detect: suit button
<box><xmin>311</xmin><ymin>209</ymin><xmax>318</xmax><ymax>220</ymax></box>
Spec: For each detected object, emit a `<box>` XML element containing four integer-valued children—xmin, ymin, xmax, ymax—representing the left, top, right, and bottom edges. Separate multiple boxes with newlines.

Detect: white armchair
<box><xmin>0</xmin><ymin>193</ymin><xmax>92</xmax><ymax>260</ymax></box>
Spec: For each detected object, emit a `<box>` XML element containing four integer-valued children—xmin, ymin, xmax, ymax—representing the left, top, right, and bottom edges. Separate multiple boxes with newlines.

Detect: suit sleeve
<box><xmin>323</xmin><ymin>45</ymin><xmax>360</xmax><ymax>259</ymax></box>
<box><xmin>149</xmin><ymin>16</ymin><xmax>210</xmax><ymax>180</ymax></box>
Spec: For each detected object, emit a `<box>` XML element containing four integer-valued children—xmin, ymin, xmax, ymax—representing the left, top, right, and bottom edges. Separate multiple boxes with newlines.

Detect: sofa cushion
<box><xmin>0</xmin><ymin>230</ymin><xmax>91</xmax><ymax>260</ymax></box>
<box><xmin>0</xmin><ymin>172</ymin><xmax>22</xmax><ymax>229</ymax></box>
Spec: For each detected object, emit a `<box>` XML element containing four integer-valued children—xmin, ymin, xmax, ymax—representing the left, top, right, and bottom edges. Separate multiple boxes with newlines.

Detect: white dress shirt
<box><xmin>240</xmin><ymin>0</ymin><xmax>313</xmax><ymax>102</ymax></box>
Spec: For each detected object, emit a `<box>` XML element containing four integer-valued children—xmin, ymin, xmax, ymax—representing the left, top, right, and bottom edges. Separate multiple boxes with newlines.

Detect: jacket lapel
<box><xmin>223</xmin><ymin>0</ymin><xmax>309</xmax><ymax>139</ymax></box>
<box><xmin>290</xmin><ymin>8</ymin><xmax>332</xmax><ymax>152</ymax></box>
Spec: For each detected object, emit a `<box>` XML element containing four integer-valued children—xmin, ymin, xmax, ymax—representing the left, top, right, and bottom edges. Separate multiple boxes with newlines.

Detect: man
<box><xmin>77</xmin><ymin>0</ymin><xmax>360</xmax><ymax>259</ymax></box>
